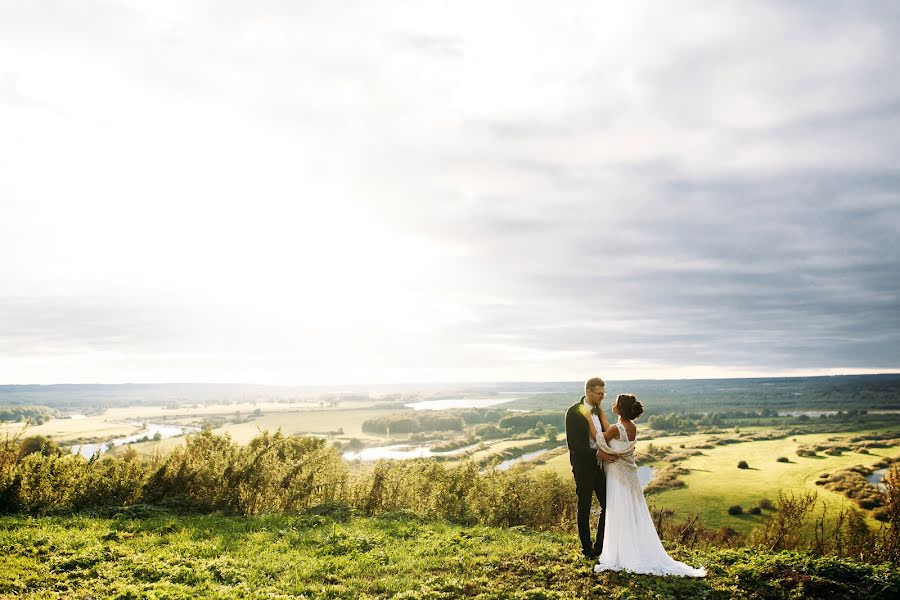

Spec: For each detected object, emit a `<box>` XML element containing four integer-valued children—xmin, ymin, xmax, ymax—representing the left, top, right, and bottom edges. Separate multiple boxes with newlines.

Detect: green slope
<box><xmin>2</xmin><ymin>508</ymin><xmax>898</xmax><ymax>599</ymax></box>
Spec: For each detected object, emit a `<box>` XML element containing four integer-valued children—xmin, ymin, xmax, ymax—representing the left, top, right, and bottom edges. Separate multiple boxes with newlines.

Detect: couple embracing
<box><xmin>565</xmin><ymin>377</ymin><xmax>706</xmax><ymax>576</ymax></box>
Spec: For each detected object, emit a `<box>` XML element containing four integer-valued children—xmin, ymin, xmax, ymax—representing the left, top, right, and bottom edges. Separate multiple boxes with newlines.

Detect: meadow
<box><xmin>3</xmin><ymin>508</ymin><xmax>899</xmax><ymax>599</ymax></box>
<box><xmin>644</xmin><ymin>432</ymin><xmax>900</xmax><ymax>530</ymax></box>
<box><xmin>539</xmin><ymin>427</ymin><xmax>900</xmax><ymax>528</ymax></box>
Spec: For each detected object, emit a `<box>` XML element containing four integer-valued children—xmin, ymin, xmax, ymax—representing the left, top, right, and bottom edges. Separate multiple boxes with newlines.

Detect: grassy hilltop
<box><xmin>3</xmin><ymin>508</ymin><xmax>899</xmax><ymax>600</ymax></box>
<box><xmin>3</xmin><ymin>376</ymin><xmax>900</xmax><ymax>598</ymax></box>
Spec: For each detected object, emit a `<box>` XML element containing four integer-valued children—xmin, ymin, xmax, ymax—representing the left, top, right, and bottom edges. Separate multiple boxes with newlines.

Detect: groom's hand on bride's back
<box><xmin>597</xmin><ymin>450</ymin><xmax>618</xmax><ymax>463</ymax></box>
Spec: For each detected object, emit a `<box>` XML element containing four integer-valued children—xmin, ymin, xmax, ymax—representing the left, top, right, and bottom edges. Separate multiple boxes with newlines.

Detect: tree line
<box><xmin>0</xmin><ymin>406</ymin><xmax>53</xmax><ymax>425</ymax></box>
<box><xmin>361</xmin><ymin>409</ymin><xmax>564</xmax><ymax>435</ymax></box>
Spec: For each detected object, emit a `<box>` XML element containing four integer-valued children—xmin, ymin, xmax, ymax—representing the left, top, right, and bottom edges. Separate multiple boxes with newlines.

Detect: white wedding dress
<box><xmin>594</xmin><ymin>421</ymin><xmax>706</xmax><ymax>577</ymax></box>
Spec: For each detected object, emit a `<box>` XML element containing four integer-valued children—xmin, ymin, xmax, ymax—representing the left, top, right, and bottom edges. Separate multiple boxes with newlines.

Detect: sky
<box><xmin>1</xmin><ymin>1</ymin><xmax>899</xmax><ymax>385</ymax></box>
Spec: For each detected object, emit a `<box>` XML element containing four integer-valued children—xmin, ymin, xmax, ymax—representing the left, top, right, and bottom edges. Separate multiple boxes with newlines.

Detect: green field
<box><xmin>542</xmin><ymin>428</ymin><xmax>900</xmax><ymax>533</ymax></box>
<box><xmin>3</xmin><ymin>509</ymin><xmax>898</xmax><ymax>599</ymax></box>
<box><xmin>648</xmin><ymin>432</ymin><xmax>900</xmax><ymax>531</ymax></box>
<box><xmin>0</xmin><ymin>415</ymin><xmax>140</xmax><ymax>446</ymax></box>
<box><xmin>105</xmin><ymin>408</ymin><xmax>402</xmax><ymax>457</ymax></box>
<box><xmin>541</xmin><ymin>432</ymin><xmax>717</xmax><ymax>477</ymax></box>
<box><xmin>214</xmin><ymin>408</ymin><xmax>399</xmax><ymax>443</ymax></box>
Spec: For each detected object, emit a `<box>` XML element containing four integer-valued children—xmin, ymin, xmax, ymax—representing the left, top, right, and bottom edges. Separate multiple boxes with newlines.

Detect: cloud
<box><xmin>0</xmin><ymin>1</ymin><xmax>898</xmax><ymax>383</ymax></box>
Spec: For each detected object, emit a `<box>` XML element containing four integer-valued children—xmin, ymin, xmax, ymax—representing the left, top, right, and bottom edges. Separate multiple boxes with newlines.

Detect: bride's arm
<box><xmin>581</xmin><ymin>410</ymin><xmax>619</xmax><ymax>462</ymax></box>
<box><xmin>599</xmin><ymin>407</ymin><xmax>610</xmax><ymax>432</ymax></box>
<box><xmin>602</xmin><ymin>425</ymin><xmax>620</xmax><ymax>444</ymax></box>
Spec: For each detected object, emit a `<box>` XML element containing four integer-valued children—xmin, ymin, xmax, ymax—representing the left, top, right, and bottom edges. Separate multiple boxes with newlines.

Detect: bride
<box><xmin>583</xmin><ymin>393</ymin><xmax>706</xmax><ymax>577</ymax></box>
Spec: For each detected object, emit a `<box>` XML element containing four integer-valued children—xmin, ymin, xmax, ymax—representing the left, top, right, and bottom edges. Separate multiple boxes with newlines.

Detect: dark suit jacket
<box><xmin>566</xmin><ymin>397</ymin><xmax>599</xmax><ymax>470</ymax></box>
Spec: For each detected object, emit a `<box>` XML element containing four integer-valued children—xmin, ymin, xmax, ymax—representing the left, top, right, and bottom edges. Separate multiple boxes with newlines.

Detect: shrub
<box><xmin>728</xmin><ymin>505</ymin><xmax>743</xmax><ymax>515</ymax></box>
<box><xmin>543</xmin><ymin>425</ymin><xmax>559</xmax><ymax>443</ymax></box>
<box><xmin>737</xmin><ymin>460</ymin><xmax>749</xmax><ymax>469</ymax></box>
<box><xmin>15</xmin><ymin>453</ymin><xmax>85</xmax><ymax>513</ymax></box>
<box><xmin>347</xmin><ymin>459</ymin><xmax>576</xmax><ymax>530</ymax></box>
<box><xmin>17</xmin><ymin>436</ymin><xmax>62</xmax><ymax>460</ymax></box>
<box><xmin>643</xmin><ymin>465</ymin><xmax>689</xmax><ymax>495</ymax></box>
<box><xmin>858</xmin><ymin>498</ymin><xmax>879</xmax><ymax>510</ymax></box>
<box><xmin>473</xmin><ymin>424</ymin><xmax>504</xmax><ymax>440</ymax></box>
<box><xmin>140</xmin><ymin>430</ymin><xmax>349</xmax><ymax>515</ymax></box>
<box><xmin>750</xmin><ymin>490</ymin><xmax>818</xmax><ymax>551</ymax></box>
<box><xmin>749</xmin><ymin>506</ymin><xmax>762</xmax><ymax>515</ymax></box>
<box><xmin>776</xmin><ymin>457</ymin><xmax>789</xmax><ymax>463</ymax></box>
<box><xmin>759</xmin><ymin>498</ymin><xmax>775</xmax><ymax>510</ymax></box>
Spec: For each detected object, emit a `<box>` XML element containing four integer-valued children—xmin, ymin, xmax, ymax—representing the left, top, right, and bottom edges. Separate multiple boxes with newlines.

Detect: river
<box><xmin>494</xmin><ymin>448</ymin><xmax>553</xmax><ymax>471</ymax></box>
<box><xmin>71</xmin><ymin>422</ymin><xmax>201</xmax><ymax>458</ymax></box>
<box><xmin>868</xmin><ymin>468</ymin><xmax>888</xmax><ymax>491</ymax></box>
<box><xmin>343</xmin><ymin>442</ymin><xmax>483</xmax><ymax>461</ymax></box>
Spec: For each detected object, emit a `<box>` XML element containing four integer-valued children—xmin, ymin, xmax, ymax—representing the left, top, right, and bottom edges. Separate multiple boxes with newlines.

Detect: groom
<box><xmin>565</xmin><ymin>377</ymin><xmax>617</xmax><ymax>559</ymax></box>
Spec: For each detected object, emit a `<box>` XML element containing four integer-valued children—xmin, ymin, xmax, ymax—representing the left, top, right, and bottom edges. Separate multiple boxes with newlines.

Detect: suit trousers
<box><xmin>573</xmin><ymin>461</ymin><xmax>606</xmax><ymax>553</ymax></box>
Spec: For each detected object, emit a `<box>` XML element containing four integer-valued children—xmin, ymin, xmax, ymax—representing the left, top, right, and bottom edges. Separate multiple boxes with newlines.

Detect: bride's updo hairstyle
<box><xmin>617</xmin><ymin>394</ymin><xmax>644</xmax><ymax>420</ymax></box>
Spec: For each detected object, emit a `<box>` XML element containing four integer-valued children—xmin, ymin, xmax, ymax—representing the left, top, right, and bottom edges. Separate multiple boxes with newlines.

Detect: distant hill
<box><xmin>0</xmin><ymin>373</ymin><xmax>898</xmax><ymax>413</ymax></box>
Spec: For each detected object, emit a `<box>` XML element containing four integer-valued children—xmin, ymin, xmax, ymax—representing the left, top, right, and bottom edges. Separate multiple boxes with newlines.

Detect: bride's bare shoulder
<box><xmin>625</xmin><ymin>422</ymin><xmax>638</xmax><ymax>441</ymax></box>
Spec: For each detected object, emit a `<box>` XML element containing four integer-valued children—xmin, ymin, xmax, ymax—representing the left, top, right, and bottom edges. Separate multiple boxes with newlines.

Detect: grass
<box><xmin>540</xmin><ymin>432</ymin><xmax>719</xmax><ymax>476</ymax></box>
<box><xmin>2</xmin><ymin>508</ymin><xmax>898</xmax><ymax>599</ymax></box>
<box><xmin>540</xmin><ymin>429</ymin><xmax>900</xmax><ymax>533</ymax></box>
<box><xmin>649</xmin><ymin>432</ymin><xmax>900</xmax><ymax>532</ymax></box>
<box><xmin>214</xmin><ymin>408</ymin><xmax>400</xmax><ymax>443</ymax></box>
<box><xmin>460</xmin><ymin>437</ymin><xmax>548</xmax><ymax>463</ymax></box>
<box><xmin>107</xmin><ymin>408</ymin><xmax>403</xmax><ymax>457</ymax></box>
<box><xmin>0</xmin><ymin>416</ymin><xmax>141</xmax><ymax>446</ymax></box>
<box><xmin>102</xmin><ymin>401</ymin><xmax>337</xmax><ymax>420</ymax></box>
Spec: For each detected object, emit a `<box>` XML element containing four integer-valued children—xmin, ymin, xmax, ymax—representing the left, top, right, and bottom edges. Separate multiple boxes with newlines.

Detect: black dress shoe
<box><xmin>581</xmin><ymin>549</ymin><xmax>597</xmax><ymax>560</ymax></box>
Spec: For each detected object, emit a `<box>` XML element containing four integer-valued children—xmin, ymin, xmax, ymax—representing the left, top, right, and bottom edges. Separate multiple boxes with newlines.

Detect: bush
<box><xmin>737</xmin><ymin>460</ymin><xmax>749</xmax><ymax>469</ymax></box>
<box><xmin>473</xmin><ymin>424</ymin><xmax>504</xmax><ymax>440</ymax></box>
<box><xmin>347</xmin><ymin>459</ymin><xmax>576</xmax><ymax>530</ymax></box>
<box><xmin>543</xmin><ymin>425</ymin><xmax>559</xmax><ymax>443</ymax></box>
<box><xmin>759</xmin><ymin>498</ymin><xmax>775</xmax><ymax>510</ymax></box>
<box><xmin>17</xmin><ymin>436</ymin><xmax>62</xmax><ymax>460</ymax></box>
<box><xmin>749</xmin><ymin>506</ymin><xmax>762</xmax><ymax>515</ymax></box>
<box><xmin>728</xmin><ymin>505</ymin><xmax>743</xmax><ymax>515</ymax></box>
<box><xmin>776</xmin><ymin>456</ymin><xmax>789</xmax><ymax>463</ymax></box>
<box><xmin>643</xmin><ymin>465</ymin><xmax>689</xmax><ymax>495</ymax></box>
<box><xmin>750</xmin><ymin>490</ymin><xmax>818</xmax><ymax>551</ymax></box>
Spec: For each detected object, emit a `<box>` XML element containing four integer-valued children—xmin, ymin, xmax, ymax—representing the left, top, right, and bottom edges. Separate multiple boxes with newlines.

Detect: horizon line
<box><xmin>2</xmin><ymin>371</ymin><xmax>899</xmax><ymax>389</ymax></box>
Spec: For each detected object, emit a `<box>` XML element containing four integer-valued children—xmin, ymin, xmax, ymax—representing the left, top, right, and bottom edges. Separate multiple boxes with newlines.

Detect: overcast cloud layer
<box><xmin>1</xmin><ymin>1</ymin><xmax>898</xmax><ymax>384</ymax></box>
